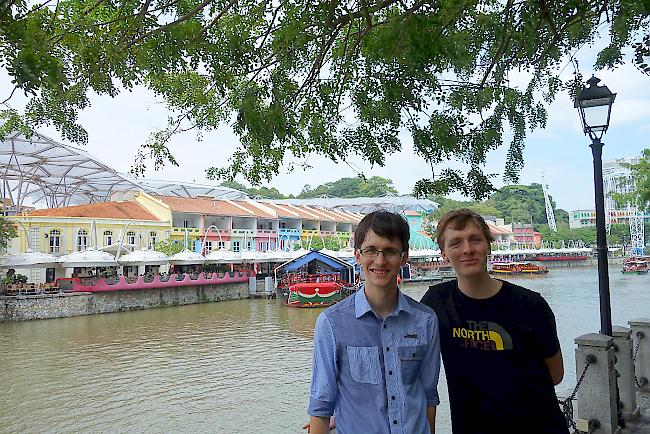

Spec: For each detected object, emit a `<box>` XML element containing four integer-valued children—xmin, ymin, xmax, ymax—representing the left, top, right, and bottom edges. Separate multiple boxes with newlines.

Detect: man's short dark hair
<box><xmin>354</xmin><ymin>210</ymin><xmax>410</xmax><ymax>252</ymax></box>
<box><xmin>436</xmin><ymin>209</ymin><xmax>494</xmax><ymax>249</ymax></box>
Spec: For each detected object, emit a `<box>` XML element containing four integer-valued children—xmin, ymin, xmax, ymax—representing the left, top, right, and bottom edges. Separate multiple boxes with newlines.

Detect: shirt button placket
<box><xmin>383</xmin><ymin>318</ymin><xmax>400</xmax><ymax>434</ymax></box>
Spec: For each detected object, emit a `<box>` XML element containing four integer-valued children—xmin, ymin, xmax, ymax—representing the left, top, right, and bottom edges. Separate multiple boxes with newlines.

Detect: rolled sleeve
<box><xmin>419</xmin><ymin>315</ymin><xmax>441</xmax><ymax>406</ymax></box>
<box><xmin>308</xmin><ymin>313</ymin><xmax>338</xmax><ymax>416</ymax></box>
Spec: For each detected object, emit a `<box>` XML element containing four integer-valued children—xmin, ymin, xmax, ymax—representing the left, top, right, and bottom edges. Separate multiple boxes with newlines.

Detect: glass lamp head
<box><xmin>574</xmin><ymin>75</ymin><xmax>616</xmax><ymax>140</ymax></box>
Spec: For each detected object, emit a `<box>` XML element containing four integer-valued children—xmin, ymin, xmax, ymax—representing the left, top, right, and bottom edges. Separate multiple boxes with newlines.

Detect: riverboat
<box><xmin>622</xmin><ymin>256</ymin><xmax>649</xmax><ymax>275</ymax></box>
<box><xmin>490</xmin><ymin>248</ymin><xmax>591</xmax><ymax>263</ymax></box>
<box><xmin>489</xmin><ymin>262</ymin><xmax>549</xmax><ymax>275</ymax></box>
<box><xmin>274</xmin><ymin>250</ymin><xmax>356</xmax><ymax>308</ymax></box>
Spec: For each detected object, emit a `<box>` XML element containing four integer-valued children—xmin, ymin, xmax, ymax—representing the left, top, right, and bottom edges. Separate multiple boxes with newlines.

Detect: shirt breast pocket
<box><xmin>347</xmin><ymin>346</ymin><xmax>382</xmax><ymax>385</ymax></box>
<box><xmin>399</xmin><ymin>345</ymin><xmax>426</xmax><ymax>385</ymax></box>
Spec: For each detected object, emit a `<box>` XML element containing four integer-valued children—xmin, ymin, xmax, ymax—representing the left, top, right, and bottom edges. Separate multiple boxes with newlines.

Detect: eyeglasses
<box><xmin>359</xmin><ymin>247</ymin><xmax>404</xmax><ymax>260</ymax></box>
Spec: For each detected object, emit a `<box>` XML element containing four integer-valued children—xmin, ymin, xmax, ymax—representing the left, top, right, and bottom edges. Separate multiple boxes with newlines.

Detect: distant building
<box><xmin>402</xmin><ymin>210</ymin><xmax>435</xmax><ymax>249</ymax></box>
<box><xmin>569</xmin><ymin>155</ymin><xmax>650</xmax><ymax>229</ymax></box>
<box><xmin>569</xmin><ymin>208</ymin><xmax>650</xmax><ymax>229</ymax></box>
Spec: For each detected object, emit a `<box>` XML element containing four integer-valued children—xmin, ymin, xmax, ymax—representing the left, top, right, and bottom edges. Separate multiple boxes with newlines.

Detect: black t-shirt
<box><xmin>420</xmin><ymin>279</ymin><xmax>569</xmax><ymax>434</ymax></box>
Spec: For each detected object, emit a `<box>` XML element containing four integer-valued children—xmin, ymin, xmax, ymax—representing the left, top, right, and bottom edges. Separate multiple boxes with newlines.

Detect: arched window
<box><xmin>149</xmin><ymin>231</ymin><xmax>157</xmax><ymax>249</ymax></box>
<box><xmin>126</xmin><ymin>231</ymin><xmax>136</xmax><ymax>245</ymax></box>
<box><xmin>49</xmin><ymin>229</ymin><xmax>61</xmax><ymax>253</ymax></box>
<box><xmin>103</xmin><ymin>230</ymin><xmax>113</xmax><ymax>247</ymax></box>
<box><xmin>77</xmin><ymin>229</ymin><xmax>88</xmax><ymax>251</ymax></box>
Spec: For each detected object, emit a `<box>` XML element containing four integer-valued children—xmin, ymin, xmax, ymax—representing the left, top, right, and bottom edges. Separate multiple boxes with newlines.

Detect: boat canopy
<box><xmin>275</xmin><ymin>250</ymin><xmax>355</xmax><ymax>284</ymax></box>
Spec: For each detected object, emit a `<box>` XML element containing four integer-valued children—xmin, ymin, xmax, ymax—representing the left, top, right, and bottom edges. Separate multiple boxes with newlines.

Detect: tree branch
<box><xmin>129</xmin><ymin>0</ymin><xmax>213</xmax><ymax>46</ymax></box>
<box><xmin>329</xmin><ymin>0</ymin><xmax>400</xmax><ymax>28</ymax></box>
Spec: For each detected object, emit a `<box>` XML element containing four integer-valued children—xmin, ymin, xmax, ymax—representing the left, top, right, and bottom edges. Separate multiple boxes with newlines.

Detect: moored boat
<box><xmin>622</xmin><ymin>256</ymin><xmax>649</xmax><ymax>275</ymax></box>
<box><xmin>489</xmin><ymin>262</ymin><xmax>549</xmax><ymax>275</ymax></box>
<box><xmin>274</xmin><ymin>250</ymin><xmax>356</xmax><ymax>308</ymax></box>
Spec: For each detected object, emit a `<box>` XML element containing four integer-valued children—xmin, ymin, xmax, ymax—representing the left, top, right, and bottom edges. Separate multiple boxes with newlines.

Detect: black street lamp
<box><xmin>574</xmin><ymin>75</ymin><xmax>617</xmax><ymax>336</ymax></box>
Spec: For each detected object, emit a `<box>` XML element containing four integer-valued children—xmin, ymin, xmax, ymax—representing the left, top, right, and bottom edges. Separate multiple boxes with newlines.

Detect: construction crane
<box><xmin>541</xmin><ymin>171</ymin><xmax>557</xmax><ymax>232</ymax></box>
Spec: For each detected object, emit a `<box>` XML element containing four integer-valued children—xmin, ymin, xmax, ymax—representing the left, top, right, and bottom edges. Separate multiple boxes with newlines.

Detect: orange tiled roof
<box><xmin>487</xmin><ymin>222</ymin><xmax>511</xmax><ymax>235</ymax></box>
<box><xmin>261</xmin><ymin>202</ymin><xmax>302</xmax><ymax>218</ymax></box>
<box><xmin>27</xmin><ymin>201</ymin><xmax>161</xmax><ymax>221</ymax></box>
<box><xmin>230</xmin><ymin>200</ymin><xmax>276</xmax><ymax>218</ymax></box>
<box><xmin>155</xmin><ymin>196</ymin><xmax>266</xmax><ymax>218</ymax></box>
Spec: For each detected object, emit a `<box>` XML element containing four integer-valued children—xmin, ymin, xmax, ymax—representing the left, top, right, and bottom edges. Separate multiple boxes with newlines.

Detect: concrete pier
<box><xmin>618</xmin><ymin>392</ymin><xmax>650</xmax><ymax>433</ymax></box>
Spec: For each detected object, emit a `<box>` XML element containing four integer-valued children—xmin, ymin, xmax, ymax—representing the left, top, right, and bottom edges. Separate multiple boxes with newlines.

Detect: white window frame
<box><xmin>49</xmin><ymin>229</ymin><xmax>61</xmax><ymax>253</ymax></box>
<box><xmin>103</xmin><ymin>230</ymin><xmax>113</xmax><ymax>247</ymax></box>
<box><xmin>77</xmin><ymin>229</ymin><xmax>88</xmax><ymax>252</ymax></box>
<box><xmin>127</xmin><ymin>231</ymin><xmax>136</xmax><ymax>246</ymax></box>
<box><xmin>149</xmin><ymin>231</ymin><xmax>157</xmax><ymax>249</ymax></box>
<box><xmin>233</xmin><ymin>241</ymin><xmax>240</xmax><ymax>253</ymax></box>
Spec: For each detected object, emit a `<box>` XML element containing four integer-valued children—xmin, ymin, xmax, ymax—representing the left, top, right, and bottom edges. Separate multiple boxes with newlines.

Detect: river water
<box><xmin>0</xmin><ymin>267</ymin><xmax>648</xmax><ymax>433</ymax></box>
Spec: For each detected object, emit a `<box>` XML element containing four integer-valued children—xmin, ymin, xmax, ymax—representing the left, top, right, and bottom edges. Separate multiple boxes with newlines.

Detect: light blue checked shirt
<box><xmin>308</xmin><ymin>286</ymin><xmax>441</xmax><ymax>434</ymax></box>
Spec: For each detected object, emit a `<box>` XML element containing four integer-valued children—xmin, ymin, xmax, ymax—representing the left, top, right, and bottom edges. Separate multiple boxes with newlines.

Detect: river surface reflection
<box><xmin>0</xmin><ymin>267</ymin><xmax>648</xmax><ymax>433</ymax></box>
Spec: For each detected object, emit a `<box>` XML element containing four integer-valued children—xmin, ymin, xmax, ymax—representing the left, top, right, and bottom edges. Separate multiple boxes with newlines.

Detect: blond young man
<box><xmin>420</xmin><ymin>209</ymin><xmax>568</xmax><ymax>434</ymax></box>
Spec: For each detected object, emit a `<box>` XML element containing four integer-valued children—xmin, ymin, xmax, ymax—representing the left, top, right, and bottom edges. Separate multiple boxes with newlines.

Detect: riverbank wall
<box><xmin>0</xmin><ymin>282</ymin><xmax>249</xmax><ymax>322</ymax></box>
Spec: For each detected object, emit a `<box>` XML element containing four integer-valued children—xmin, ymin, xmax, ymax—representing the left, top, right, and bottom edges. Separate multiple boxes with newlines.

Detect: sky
<box><xmin>1</xmin><ymin>37</ymin><xmax>649</xmax><ymax>212</ymax></box>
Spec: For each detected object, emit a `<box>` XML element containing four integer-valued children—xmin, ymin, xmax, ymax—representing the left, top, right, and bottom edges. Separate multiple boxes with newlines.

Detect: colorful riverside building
<box><xmin>262</xmin><ymin>202</ymin><xmax>358</xmax><ymax>249</ymax></box>
<box><xmin>2</xmin><ymin>191</ymin><xmax>363</xmax><ymax>283</ymax></box>
<box><xmin>150</xmin><ymin>195</ymin><xmax>361</xmax><ymax>253</ymax></box>
<box><xmin>403</xmin><ymin>210</ymin><xmax>436</xmax><ymax>249</ymax></box>
<box><xmin>4</xmin><ymin>193</ymin><xmax>169</xmax><ymax>283</ymax></box>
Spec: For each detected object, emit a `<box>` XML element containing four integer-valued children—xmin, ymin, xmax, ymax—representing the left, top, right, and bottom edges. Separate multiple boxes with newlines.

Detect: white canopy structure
<box><xmin>118</xmin><ymin>249</ymin><xmax>168</xmax><ymax>266</ymax></box>
<box><xmin>271</xmin><ymin>195</ymin><xmax>438</xmax><ymax>213</ymax></box>
<box><xmin>168</xmin><ymin>249</ymin><xmax>206</xmax><ymax>266</ymax></box>
<box><xmin>1</xmin><ymin>130</ymin><xmax>247</xmax><ymax>212</ymax></box>
<box><xmin>4</xmin><ymin>250</ymin><xmax>58</xmax><ymax>268</ymax></box>
<box><xmin>1</xmin><ymin>131</ymin><xmax>147</xmax><ymax>210</ymax></box>
<box><xmin>136</xmin><ymin>179</ymin><xmax>245</xmax><ymax>200</ymax></box>
<box><xmin>57</xmin><ymin>248</ymin><xmax>118</xmax><ymax>268</ymax></box>
<box><xmin>204</xmin><ymin>248</ymin><xmax>241</xmax><ymax>264</ymax></box>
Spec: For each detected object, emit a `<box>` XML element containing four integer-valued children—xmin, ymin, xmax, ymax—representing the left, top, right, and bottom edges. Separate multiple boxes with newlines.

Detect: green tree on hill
<box><xmin>2</xmin><ymin>1</ymin><xmax>649</xmax><ymax>199</ymax></box>
<box><xmin>431</xmin><ymin>196</ymin><xmax>500</xmax><ymax>220</ymax></box>
<box><xmin>489</xmin><ymin>184</ymin><xmax>553</xmax><ymax>225</ymax></box>
<box><xmin>219</xmin><ymin>180</ymin><xmax>287</xmax><ymax>199</ymax></box>
<box><xmin>298</xmin><ymin>176</ymin><xmax>397</xmax><ymax>198</ymax></box>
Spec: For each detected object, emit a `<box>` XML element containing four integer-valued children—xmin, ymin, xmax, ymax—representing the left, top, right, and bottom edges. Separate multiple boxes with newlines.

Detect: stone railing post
<box><xmin>612</xmin><ymin>326</ymin><xmax>640</xmax><ymax>421</ymax></box>
<box><xmin>629</xmin><ymin>318</ymin><xmax>650</xmax><ymax>393</ymax></box>
<box><xmin>575</xmin><ymin>333</ymin><xmax>621</xmax><ymax>434</ymax></box>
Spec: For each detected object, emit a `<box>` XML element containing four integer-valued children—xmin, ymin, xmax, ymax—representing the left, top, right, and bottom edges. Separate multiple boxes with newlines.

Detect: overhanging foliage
<box><xmin>1</xmin><ymin>0</ymin><xmax>649</xmax><ymax>199</ymax></box>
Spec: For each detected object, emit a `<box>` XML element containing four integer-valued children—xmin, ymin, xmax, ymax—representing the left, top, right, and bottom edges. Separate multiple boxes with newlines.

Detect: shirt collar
<box><xmin>354</xmin><ymin>284</ymin><xmax>415</xmax><ymax>319</ymax></box>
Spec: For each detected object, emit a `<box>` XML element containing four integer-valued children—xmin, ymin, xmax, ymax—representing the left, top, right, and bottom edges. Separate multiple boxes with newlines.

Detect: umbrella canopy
<box><xmin>289</xmin><ymin>247</ymin><xmax>310</xmax><ymax>259</ymax></box>
<box><xmin>336</xmin><ymin>247</ymin><xmax>355</xmax><ymax>259</ymax></box>
<box><xmin>204</xmin><ymin>248</ymin><xmax>240</xmax><ymax>264</ymax></box>
<box><xmin>241</xmin><ymin>249</ymin><xmax>268</xmax><ymax>263</ymax></box>
<box><xmin>319</xmin><ymin>248</ymin><xmax>340</xmax><ymax>258</ymax></box>
<box><xmin>168</xmin><ymin>249</ymin><xmax>206</xmax><ymax>265</ymax></box>
<box><xmin>101</xmin><ymin>243</ymin><xmax>136</xmax><ymax>256</ymax></box>
<box><xmin>57</xmin><ymin>247</ymin><xmax>118</xmax><ymax>268</ymax></box>
<box><xmin>118</xmin><ymin>249</ymin><xmax>168</xmax><ymax>266</ymax></box>
<box><xmin>4</xmin><ymin>250</ymin><xmax>58</xmax><ymax>268</ymax></box>
<box><xmin>261</xmin><ymin>249</ymin><xmax>287</xmax><ymax>262</ymax></box>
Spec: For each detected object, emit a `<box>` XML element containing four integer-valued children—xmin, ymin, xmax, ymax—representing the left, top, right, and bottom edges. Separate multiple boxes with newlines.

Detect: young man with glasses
<box><xmin>307</xmin><ymin>210</ymin><xmax>441</xmax><ymax>434</ymax></box>
<box><xmin>420</xmin><ymin>209</ymin><xmax>568</xmax><ymax>434</ymax></box>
